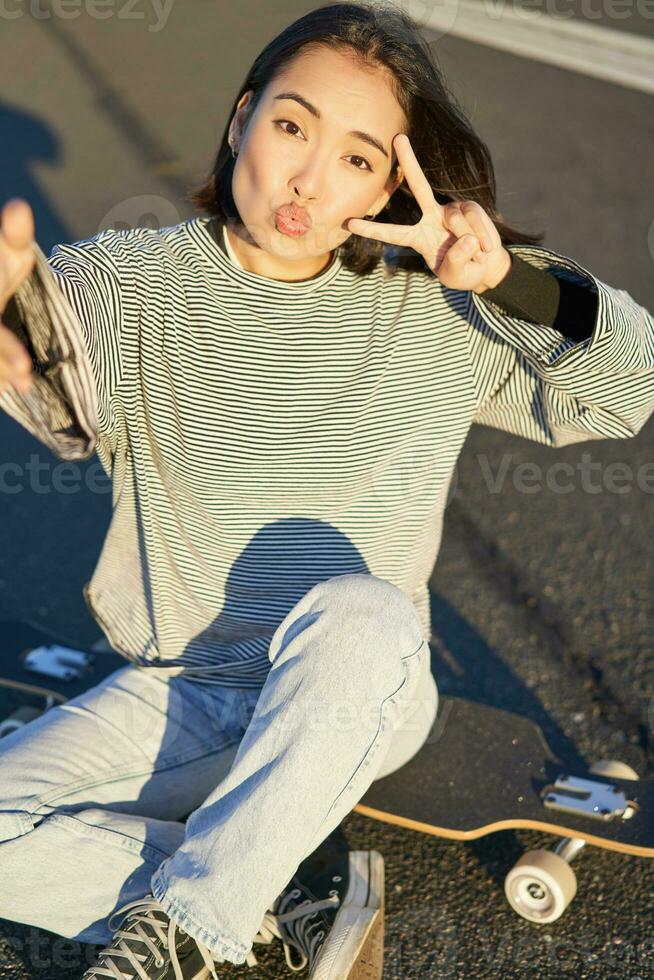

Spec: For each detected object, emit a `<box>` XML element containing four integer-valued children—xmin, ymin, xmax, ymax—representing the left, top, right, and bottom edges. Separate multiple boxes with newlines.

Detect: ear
<box><xmin>371</xmin><ymin>167</ymin><xmax>405</xmax><ymax>214</ymax></box>
<box><xmin>229</xmin><ymin>90</ymin><xmax>255</xmax><ymax>145</ymax></box>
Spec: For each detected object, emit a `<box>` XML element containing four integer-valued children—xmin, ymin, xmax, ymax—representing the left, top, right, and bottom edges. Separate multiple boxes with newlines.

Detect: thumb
<box><xmin>434</xmin><ymin>234</ymin><xmax>485</xmax><ymax>288</ymax></box>
<box><xmin>2</xmin><ymin>198</ymin><xmax>35</xmax><ymax>251</ymax></box>
<box><xmin>438</xmin><ymin>234</ymin><xmax>477</xmax><ymax>272</ymax></box>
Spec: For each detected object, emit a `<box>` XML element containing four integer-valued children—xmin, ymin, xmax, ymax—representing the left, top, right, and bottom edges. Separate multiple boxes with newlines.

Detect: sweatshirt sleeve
<box><xmin>0</xmin><ymin>231</ymin><xmax>126</xmax><ymax>464</ymax></box>
<box><xmin>480</xmin><ymin>251</ymin><xmax>598</xmax><ymax>342</ymax></box>
<box><xmin>465</xmin><ymin>243</ymin><xmax>654</xmax><ymax>447</ymax></box>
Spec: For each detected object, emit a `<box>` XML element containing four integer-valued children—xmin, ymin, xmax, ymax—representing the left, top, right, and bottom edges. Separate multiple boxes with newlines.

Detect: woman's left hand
<box><xmin>346</xmin><ymin>133</ymin><xmax>511</xmax><ymax>294</ymax></box>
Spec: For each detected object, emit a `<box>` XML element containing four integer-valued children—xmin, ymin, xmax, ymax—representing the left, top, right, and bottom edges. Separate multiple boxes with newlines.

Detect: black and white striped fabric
<box><xmin>3</xmin><ymin>217</ymin><xmax>653</xmax><ymax>686</ymax></box>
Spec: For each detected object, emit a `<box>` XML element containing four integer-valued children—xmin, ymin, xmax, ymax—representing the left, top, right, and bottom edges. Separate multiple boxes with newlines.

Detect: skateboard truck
<box><xmin>542</xmin><ymin>773</ymin><xmax>635</xmax><ymax>822</ymax></box>
<box><xmin>21</xmin><ymin>643</ymin><xmax>95</xmax><ymax>682</ymax></box>
<box><xmin>1</xmin><ymin>621</ymin><xmax>126</xmax><ymax>739</ymax></box>
<box><xmin>505</xmin><ymin>760</ymin><xmax>641</xmax><ymax>924</ymax></box>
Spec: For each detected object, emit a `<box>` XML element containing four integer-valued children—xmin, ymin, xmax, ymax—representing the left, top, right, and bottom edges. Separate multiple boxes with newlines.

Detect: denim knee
<box><xmin>311</xmin><ymin>572</ymin><xmax>424</xmax><ymax>651</ymax></box>
<box><xmin>268</xmin><ymin>572</ymin><xmax>426</xmax><ymax>679</ymax></box>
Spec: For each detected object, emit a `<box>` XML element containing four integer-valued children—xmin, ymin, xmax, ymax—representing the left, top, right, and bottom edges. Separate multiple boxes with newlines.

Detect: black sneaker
<box><xmin>269</xmin><ymin>849</ymin><xmax>385</xmax><ymax>978</ymax></box>
<box><xmin>81</xmin><ymin>892</ymin><xmax>274</xmax><ymax>979</ymax></box>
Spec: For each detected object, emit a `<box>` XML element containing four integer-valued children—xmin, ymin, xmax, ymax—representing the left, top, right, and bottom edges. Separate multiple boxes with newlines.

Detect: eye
<box><xmin>347</xmin><ymin>155</ymin><xmax>373</xmax><ymax>173</ymax></box>
<box><xmin>273</xmin><ymin>120</ymin><xmax>373</xmax><ymax>172</ymax></box>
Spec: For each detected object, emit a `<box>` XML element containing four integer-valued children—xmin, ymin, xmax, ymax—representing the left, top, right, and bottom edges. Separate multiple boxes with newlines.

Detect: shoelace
<box><xmin>85</xmin><ymin>894</ymin><xmax>288</xmax><ymax>979</ymax></box>
<box><xmin>268</xmin><ymin>890</ymin><xmax>341</xmax><ymax>972</ymax></box>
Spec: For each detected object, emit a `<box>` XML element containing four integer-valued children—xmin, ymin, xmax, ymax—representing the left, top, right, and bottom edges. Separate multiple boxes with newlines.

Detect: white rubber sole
<box><xmin>310</xmin><ymin>850</ymin><xmax>385</xmax><ymax>980</ymax></box>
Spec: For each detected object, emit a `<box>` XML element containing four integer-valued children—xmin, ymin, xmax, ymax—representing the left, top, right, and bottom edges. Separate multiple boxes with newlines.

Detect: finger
<box><xmin>393</xmin><ymin>134</ymin><xmax>444</xmax><ymax>224</ymax></box>
<box><xmin>1</xmin><ymin>198</ymin><xmax>35</xmax><ymax>251</ymax></box>
<box><xmin>445</xmin><ymin>204</ymin><xmax>477</xmax><ymax>240</ymax></box>
<box><xmin>346</xmin><ymin>216</ymin><xmax>419</xmax><ymax>250</ymax></box>
<box><xmin>0</xmin><ymin>359</ymin><xmax>33</xmax><ymax>395</ymax></box>
<box><xmin>0</xmin><ymin>201</ymin><xmax>36</xmax><ymax>310</ymax></box>
<box><xmin>445</xmin><ymin>207</ymin><xmax>483</xmax><ymax>257</ymax></box>
<box><xmin>435</xmin><ymin>234</ymin><xmax>481</xmax><ymax>276</ymax></box>
<box><xmin>459</xmin><ymin>202</ymin><xmax>498</xmax><ymax>252</ymax></box>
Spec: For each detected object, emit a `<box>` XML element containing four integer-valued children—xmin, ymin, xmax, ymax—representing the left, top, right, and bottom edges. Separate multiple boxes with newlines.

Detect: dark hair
<box><xmin>186</xmin><ymin>1</ymin><xmax>544</xmax><ymax>276</ymax></box>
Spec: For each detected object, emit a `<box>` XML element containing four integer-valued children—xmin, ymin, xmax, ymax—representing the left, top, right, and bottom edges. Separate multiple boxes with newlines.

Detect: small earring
<box><xmin>229</xmin><ymin>138</ymin><xmax>239</xmax><ymax>159</ymax></box>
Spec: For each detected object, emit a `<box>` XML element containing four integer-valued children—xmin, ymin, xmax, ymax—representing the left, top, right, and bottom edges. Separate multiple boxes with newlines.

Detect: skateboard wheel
<box><xmin>504</xmin><ymin>849</ymin><xmax>577</xmax><ymax>923</ymax></box>
<box><xmin>0</xmin><ymin>704</ymin><xmax>44</xmax><ymax>738</ymax></box>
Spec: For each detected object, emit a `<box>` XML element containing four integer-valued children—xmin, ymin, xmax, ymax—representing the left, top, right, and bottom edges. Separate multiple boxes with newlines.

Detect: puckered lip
<box><xmin>275</xmin><ymin>203</ymin><xmax>312</xmax><ymax>229</ymax></box>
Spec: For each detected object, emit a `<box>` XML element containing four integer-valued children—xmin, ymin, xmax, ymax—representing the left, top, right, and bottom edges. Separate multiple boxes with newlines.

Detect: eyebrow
<box><xmin>272</xmin><ymin>91</ymin><xmax>390</xmax><ymax>160</ymax></box>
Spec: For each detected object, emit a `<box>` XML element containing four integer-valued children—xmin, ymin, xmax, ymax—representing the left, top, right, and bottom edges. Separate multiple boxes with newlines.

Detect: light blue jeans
<box><xmin>0</xmin><ymin>573</ymin><xmax>438</xmax><ymax>966</ymax></box>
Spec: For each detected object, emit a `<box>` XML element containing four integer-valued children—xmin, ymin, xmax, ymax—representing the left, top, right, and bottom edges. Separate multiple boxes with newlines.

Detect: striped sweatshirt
<box><xmin>2</xmin><ymin>216</ymin><xmax>653</xmax><ymax>687</ymax></box>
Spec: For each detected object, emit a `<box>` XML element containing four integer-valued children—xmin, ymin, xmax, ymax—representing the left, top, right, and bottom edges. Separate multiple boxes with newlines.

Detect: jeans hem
<box><xmin>149</xmin><ymin>871</ymin><xmax>251</xmax><ymax>966</ymax></box>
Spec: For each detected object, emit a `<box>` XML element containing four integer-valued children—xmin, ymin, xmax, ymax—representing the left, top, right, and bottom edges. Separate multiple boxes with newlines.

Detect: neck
<box><xmin>224</xmin><ymin>222</ymin><xmax>335</xmax><ymax>282</ymax></box>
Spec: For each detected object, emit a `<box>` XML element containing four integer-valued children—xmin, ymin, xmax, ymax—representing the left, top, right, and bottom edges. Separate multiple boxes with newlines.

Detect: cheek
<box><xmin>246</xmin><ymin>152</ymin><xmax>280</xmax><ymax>200</ymax></box>
<box><xmin>233</xmin><ymin>155</ymin><xmax>268</xmax><ymax>208</ymax></box>
<box><xmin>335</xmin><ymin>192</ymin><xmax>373</xmax><ymax>222</ymax></box>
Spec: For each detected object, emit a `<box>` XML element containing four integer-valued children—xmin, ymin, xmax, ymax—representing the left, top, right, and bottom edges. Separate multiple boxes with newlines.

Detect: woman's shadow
<box><xmin>0</xmin><ymin>100</ymin><xmax>72</xmax><ymax>252</ymax></box>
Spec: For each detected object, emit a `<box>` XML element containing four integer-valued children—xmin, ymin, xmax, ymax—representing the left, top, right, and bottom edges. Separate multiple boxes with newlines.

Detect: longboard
<box><xmin>353</xmin><ymin>695</ymin><xmax>653</xmax><ymax>922</ymax></box>
<box><xmin>0</xmin><ymin>619</ymin><xmax>125</xmax><ymax>736</ymax></box>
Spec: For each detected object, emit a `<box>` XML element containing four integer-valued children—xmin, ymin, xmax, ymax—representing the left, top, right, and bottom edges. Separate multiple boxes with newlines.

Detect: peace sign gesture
<box><xmin>346</xmin><ymin>134</ymin><xmax>511</xmax><ymax>294</ymax></box>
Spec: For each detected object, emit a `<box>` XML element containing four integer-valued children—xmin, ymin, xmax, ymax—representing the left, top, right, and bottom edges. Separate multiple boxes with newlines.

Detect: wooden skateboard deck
<box><xmin>354</xmin><ymin>695</ymin><xmax>653</xmax><ymax>858</ymax></box>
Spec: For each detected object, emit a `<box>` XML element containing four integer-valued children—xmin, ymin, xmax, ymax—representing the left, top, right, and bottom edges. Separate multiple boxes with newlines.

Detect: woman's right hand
<box><xmin>0</xmin><ymin>198</ymin><xmax>36</xmax><ymax>396</ymax></box>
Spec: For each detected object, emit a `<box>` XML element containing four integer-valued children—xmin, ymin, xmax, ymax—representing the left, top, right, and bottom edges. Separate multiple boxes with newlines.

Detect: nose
<box><xmin>288</xmin><ymin>153</ymin><xmax>328</xmax><ymax>205</ymax></box>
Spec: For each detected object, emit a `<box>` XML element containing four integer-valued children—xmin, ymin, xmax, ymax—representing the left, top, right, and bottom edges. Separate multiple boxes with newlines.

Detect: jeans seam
<box><xmin>315</xmin><ymin>640</ymin><xmax>428</xmax><ymax>826</ymax></box>
<box><xmin>20</xmin><ymin>737</ymin><xmax>242</xmax><ymax>813</ymax></box>
<box><xmin>400</xmin><ymin>637</ymin><xmax>428</xmax><ymax>662</ymax></box>
<box><xmin>0</xmin><ymin>808</ymin><xmax>36</xmax><ymax>839</ymax></box>
<box><xmin>45</xmin><ymin>812</ymin><xmax>172</xmax><ymax>864</ymax></box>
<box><xmin>322</xmin><ymin>670</ymin><xmax>408</xmax><ymax>818</ymax></box>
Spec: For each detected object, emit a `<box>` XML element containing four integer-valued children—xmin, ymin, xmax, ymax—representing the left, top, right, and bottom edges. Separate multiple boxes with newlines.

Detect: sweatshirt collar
<box><xmin>187</xmin><ymin>216</ymin><xmax>346</xmax><ymax>295</ymax></box>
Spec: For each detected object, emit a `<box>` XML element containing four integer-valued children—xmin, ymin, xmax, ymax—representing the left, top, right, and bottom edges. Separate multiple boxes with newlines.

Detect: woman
<box><xmin>0</xmin><ymin>3</ymin><xmax>652</xmax><ymax>978</ymax></box>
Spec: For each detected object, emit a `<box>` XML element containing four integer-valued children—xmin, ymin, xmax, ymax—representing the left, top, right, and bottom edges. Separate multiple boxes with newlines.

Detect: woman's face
<box><xmin>226</xmin><ymin>45</ymin><xmax>407</xmax><ymax>282</ymax></box>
